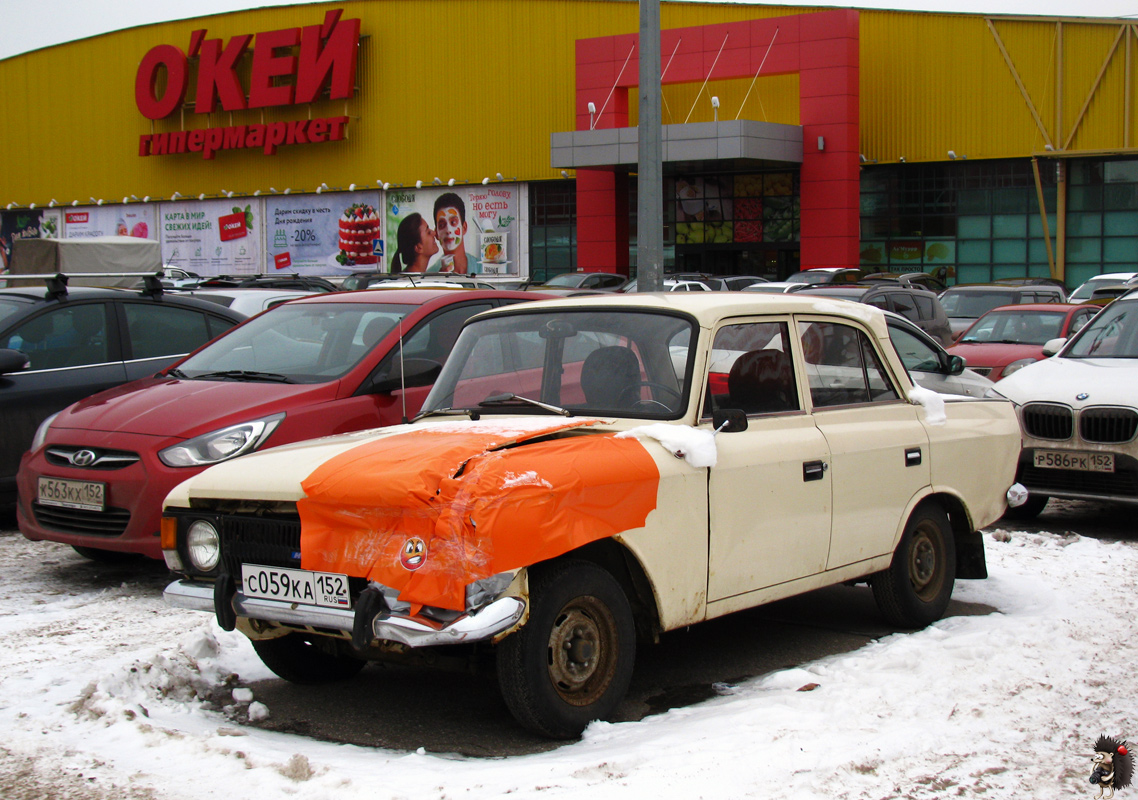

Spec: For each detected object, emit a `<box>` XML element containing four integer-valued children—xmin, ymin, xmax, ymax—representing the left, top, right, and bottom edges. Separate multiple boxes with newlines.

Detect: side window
<box><xmin>123</xmin><ymin>303</ymin><xmax>211</xmax><ymax>360</ymax></box>
<box><xmin>913</xmin><ymin>295</ymin><xmax>934</xmax><ymax>318</ymax></box>
<box><xmin>799</xmin><ymin>320</ymin><xmax>899</xmax><ymax>408</ymax></box>
<box><xmin>401</xmin><ymin>304</ymin><xmax>492</xmax><ymax>363</ymax></box>
<box><xmin>705</xmin><ymin>321</ymin><xmax>798</xmax><ymax>417</ymax></box>
<box><xmin>889</xmin><ymin>292</ymin><xmax>919</xmax><ymax>321</ymax></box>
<box><xmin>1069</xmin><ymin>309</ymin><xmax>1095</xmax><ymax>335</ymax></box>
<box><xmin>207</xmin><ymin>315</ymin><xmax>238</xmax><ymax>338</ymax></box>
<box><xmin>864</xmin><ymin>294</ymin><xmax>889</xmax><ymax>310</ymax></box>
<box><xmin>3</xmin><ymin>303</ymin><xmax>109</xmax><ymax>370</ymax></box>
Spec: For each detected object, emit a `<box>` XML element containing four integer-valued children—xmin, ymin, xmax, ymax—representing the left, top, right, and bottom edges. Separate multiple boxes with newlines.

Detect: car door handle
<box><xmin>905</xmin><ymin>447</ymin><xmax>922</xmax><ymax>467</ymax></box>
<box><xmin>803</xmin><ymin>460</ymin><xmax>828</xmax><ymax>481</ymax></box>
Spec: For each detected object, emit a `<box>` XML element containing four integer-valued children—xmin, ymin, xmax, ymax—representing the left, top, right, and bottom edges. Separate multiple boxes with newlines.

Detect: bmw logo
<box><xmin>70</xmin><ymin>449</ymin><xmax>98</xmax><ymax>467</ymax></box>
<box><xmin>1076</xmin><ymin>392</ymin><xmax>1089</xmax><ymax>401</ymax></box>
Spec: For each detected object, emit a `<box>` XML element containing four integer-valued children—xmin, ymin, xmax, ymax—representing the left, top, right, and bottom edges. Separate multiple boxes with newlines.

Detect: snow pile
<box><xmin>616</xmin><ymin>423</ymin><xmax>718</xmax><ymax>467</ymax></box>
<box><xmin>908</xmin><ymin>384</ymin><xmax>947</xmax><ymax>425</ymax></box>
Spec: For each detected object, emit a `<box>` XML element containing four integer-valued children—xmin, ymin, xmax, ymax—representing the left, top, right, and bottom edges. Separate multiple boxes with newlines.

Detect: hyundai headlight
<box><xmin>1001</xmin><ymin>358</ymin><xmax>1038</xmax><ymax>378</ymax></box>
<box><xmin>186</xmin><ymin>520</ymin><xmax>220</xmax><ymax>572</ymax></box>
<box><xmin>159</xmin><ymin>413</ymin><xmax>283</xmax><ymax>467</ymax></box>
<box><xmin>31</xmin><ymin>412</ymin><xmax>61</xmax><ymax>453</ymax></box>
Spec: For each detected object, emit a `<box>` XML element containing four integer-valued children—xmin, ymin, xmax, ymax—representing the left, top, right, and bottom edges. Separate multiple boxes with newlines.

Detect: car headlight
<box><xmin>158</xmin><ymin>413</ymin><xmax>284</xmax><ymax>467</ymax></box>
<box><xmin>1001</xmin><ymin>358</ymin><xmax>1038</xmax><ymax>378</ymax></box>
<box><xmin>185</xmin><ymin>520</ymin><xmax>220</xmax><ymax>571</ymax></box>
<box><xmin>30</xmin><ymin>412</ymin><xmax>61</xmax><ymax>453</ymax></box>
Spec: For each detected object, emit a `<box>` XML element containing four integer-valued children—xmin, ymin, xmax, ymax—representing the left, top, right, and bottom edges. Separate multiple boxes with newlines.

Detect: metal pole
<box><xmin>637</xmin><ymin>0</ymin><xmax>663</xmax><ymax>291</ymax></box>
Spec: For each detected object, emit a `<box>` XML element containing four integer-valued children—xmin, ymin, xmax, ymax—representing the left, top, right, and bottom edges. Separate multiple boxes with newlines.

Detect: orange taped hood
<box><xmin>296</xmin><ymin>418</ymin><xmax>661</xmax><ymax>611</ymax></box>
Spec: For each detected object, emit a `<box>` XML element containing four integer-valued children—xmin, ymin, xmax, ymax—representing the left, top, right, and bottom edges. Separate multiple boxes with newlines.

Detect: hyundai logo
<box><xmin>1076</xmin><ymin>392</ymin><xmax>1089</xmax><ymax>401</ymax></box>
<box><xmin>70</xmin><ymin>449</ymin><xmax>98</xmax><ymax>467</ymax></box>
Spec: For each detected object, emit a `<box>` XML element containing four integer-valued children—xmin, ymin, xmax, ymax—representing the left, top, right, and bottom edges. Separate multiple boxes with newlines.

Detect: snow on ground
<box><xmin>0</xmin><ymin>525</ymin><xmax>1133</xmax><ymax>800</ymax></box>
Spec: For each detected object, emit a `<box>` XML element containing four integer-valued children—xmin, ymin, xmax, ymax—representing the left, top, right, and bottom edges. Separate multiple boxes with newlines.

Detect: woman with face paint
<box><xmin>391</xmin><ymin>212</ymin><xmax>439</xmax><ymax>273</ymax></box>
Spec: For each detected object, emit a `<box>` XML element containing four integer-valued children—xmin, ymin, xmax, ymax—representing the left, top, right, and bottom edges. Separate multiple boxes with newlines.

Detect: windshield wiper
<box><xmin>478</xmin><ymin>393</ymin><xmax>572</xmax><ymax>416</ymax></box>
<box><xmin>166</xmin><ymin>367</ymin><xmax>188</xmax><ymax>378</ymax></box>
<box><xmin>191</xmin><ymin>370</ymin><xmax>295</xmax><ymax>383</ymax></box>
<box><xmin>411</xmin><ymin>407</ymin><xmax>481</xmax><ymax>423</ymax></box>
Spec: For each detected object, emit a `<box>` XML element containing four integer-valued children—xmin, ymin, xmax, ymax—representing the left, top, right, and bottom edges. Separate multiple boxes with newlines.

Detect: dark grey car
<box><xmin>796</xmin><ymin>283</ymin><xmax>954</xmax><ymax>346</ymax></box>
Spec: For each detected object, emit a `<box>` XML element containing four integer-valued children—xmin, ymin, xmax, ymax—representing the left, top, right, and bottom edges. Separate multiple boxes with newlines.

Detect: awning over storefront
<box><xmin>551</xmin><ymin>120</ymin><xmax>803</xmax><ymax>169</ymax></box>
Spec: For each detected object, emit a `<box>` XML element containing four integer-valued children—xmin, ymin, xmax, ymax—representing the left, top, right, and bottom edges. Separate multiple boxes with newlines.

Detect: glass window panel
<box><xmin>1028</xmin><ymin>213</ymin><xmax>1057</xmax><ymax>237</ymax></box>
<box><xmin>992</xmin><ymin>240</ymin><xmax>1027</xmax><ymax>263</ymax></box>
<box><xmin>1068</xmin><ymin>186</ymin><xmax>1103</xmax><ymax>211</ymax></box>
<box><xmin>1104</xmin><ymin>211</ymin><xmax>1138</xmax><ymax>236</ymax></box>
<box><xmin>992</xmin><ymin>215</ymin><xmax>1027</xmax><ymax>238</ymax></box>
<box><xmin>1066</xmin><ymin>213</ymin><xmax>1102</xmax><ymax>237</ymax></box>
<box><xmin>993</xmin><ymin>188</ymin><xmax>1028</xmax><ymax>213</ymax></box>
<box><xmin>957</xmin><ymin>190</ymin><xmax>988</xmax><ymax>214</ymax></box>
<box><xmin>1104</xmin><ymin>237</ymin><xmax>1138</xmax><ymax>263</ymax></box>
<box><xmin>547</xmin><ymin>247</ymin><xmax>572</xmax><ymax>269</ymax></box>
<box><xmin>1103</xmin><ymin>184</ymin><xmax>1138</xmax><ymax>210</ymax></box>
<box><xmin>958</xmin><ymin>216</ymin><xmax>991</xmax><ymax>238</ymax></box>
<box><xmin>958</xmin><ymin>240</ymin><xmax>991</xmax><ymax>264</ymax></box>
<box><xmin>1065</xmin><ymin>238</ymin><xmax>1102</xmax><ymax>263</ymax></box>
<box><xmin>1028</xmin><ymin>239</ymin><xmax>1053</xmax><ymax>265</ymax></box>
<box><xmin>956</xmin><ymin>265</ymin><xmax>992</xmax><ymax>284</ymax></box>
<box><xmin>1104</xmin><ymin>160</ymin><xmax>1138</xmax><ymax>183</ymax></box>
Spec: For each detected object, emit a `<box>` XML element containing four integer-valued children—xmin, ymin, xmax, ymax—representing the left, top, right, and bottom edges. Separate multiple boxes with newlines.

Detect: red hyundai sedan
<box><xmin>946</xmin><ymin>302</ymin><xmax>1100</xmax><ymax>382</ymax></box>
<box><xmin>18</xmin><ymin>288</ymin><xmax>541</xmax><ymax>560</ymax></box>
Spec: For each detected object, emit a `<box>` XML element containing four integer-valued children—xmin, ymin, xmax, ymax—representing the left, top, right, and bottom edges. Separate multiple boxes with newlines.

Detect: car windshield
<box><xmin>420</xmin><ymin>308</ymin><xmax>697</xmax><ymax>418</ymax></box>
<box><xmin>786</xmin><ymin>271</ymin><xmax>830</xmax><ymax>284</ymax></box>
<box><xmin>175</xmin><ymin>301</ymin><xmax>415</xmax><ymax>383</ymax></box>
<box><xmin>1063</xmin><ymin>299</ymin><xmax>1138</xmax><ymax>359</ymax></box>
<box><xmin>958</xmin><ymin>309</ymin><xmax>1066</xmax><ymax>345</ymax></box>
<box><xmin>1069</xmin><ymin>277</ymin><xmax>1125</xmax><ymax>301</ymax></box>
<box><xmin>939</xmin><ymin>290</ymin><xmax>1016</xmax><ymax>318</ymax></box>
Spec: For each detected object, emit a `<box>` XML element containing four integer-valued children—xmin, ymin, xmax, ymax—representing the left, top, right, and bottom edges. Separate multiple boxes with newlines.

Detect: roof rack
<box><xmin>2</xmin><ymin>271</ymin><xmax>165</xmax><ymax>300</ymax></box>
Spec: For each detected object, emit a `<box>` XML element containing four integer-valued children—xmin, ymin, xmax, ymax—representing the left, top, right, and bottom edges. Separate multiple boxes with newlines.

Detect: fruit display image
<box><xmin>669</xmin><ymin>173</ymin><xmax>799</xmax><ymax>246</ymax></box>
<box><xmin>338</xmin><ymin>203</ymin><xmax>381</xmax><ymax>265</ymax></box>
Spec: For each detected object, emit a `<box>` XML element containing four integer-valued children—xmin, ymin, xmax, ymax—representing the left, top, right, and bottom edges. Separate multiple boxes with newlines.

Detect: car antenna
<box><xmin>399</xmin><ymin>316</ymin><xmax>409</xmax><ymax>424</ymax></box>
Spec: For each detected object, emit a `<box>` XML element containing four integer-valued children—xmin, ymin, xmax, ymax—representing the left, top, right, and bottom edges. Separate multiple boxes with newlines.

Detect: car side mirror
<box><xmin>370</xmin><ymin>357</ymin><xmax>442</xmax><ymax>394</ymax></box>
<box><xmin>0</xmin><ymin>348</ymin><xmax>30</xmax><ymax>376</ymax></box>
<box><xmin>1042</xmin><ymin>337</ymin><xmax>1067</xmax><ymax>357</ymax></box>
<box><xmin>712</xmin><ymin>408</ymin><xmax>748</xmax><ymax>433</ymax></box>
<box><xmin>946</xmin><ymin>354</ymin><xmax>965</xmax><ymax>375</ymax></box>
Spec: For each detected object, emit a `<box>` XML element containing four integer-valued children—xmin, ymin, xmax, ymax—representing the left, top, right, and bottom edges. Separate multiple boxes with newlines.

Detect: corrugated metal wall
<box><xmin>1</xmin><ymin>1</ymin><xmax>1136</xmax><ymax>208</ymax></box>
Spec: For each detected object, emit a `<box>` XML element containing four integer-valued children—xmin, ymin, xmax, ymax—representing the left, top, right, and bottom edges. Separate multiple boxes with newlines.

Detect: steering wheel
<box><xmin>617</xmin><ymin>381</ymin><xmax>682</xmax><ymax>409</ymax></box>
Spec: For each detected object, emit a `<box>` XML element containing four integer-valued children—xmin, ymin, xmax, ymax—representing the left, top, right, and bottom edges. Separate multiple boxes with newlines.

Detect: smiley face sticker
<box><xmin>400</xmin><ymin>537</ymin><xmax>427</xmax><ymax>571</ymax></box>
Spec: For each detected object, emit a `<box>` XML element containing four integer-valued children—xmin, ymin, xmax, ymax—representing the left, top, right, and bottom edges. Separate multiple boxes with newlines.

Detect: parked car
<box><xmin>796</xmin><ymin>283</ymin><xmax>954</xmax><ymax>346</ymax></box>
<box><xmin>884</xmin><ymin>312</ymin><xmax>993</xmax><ymax>398</ymax></box>
<box><xmin>939</xmin><ymin>283</ymin><xmax>1067</xmax><ymax>338</ymax></box>
<box><xmin>740</xmin><ymin>281</ymin><xmax>809</xmax><ymax>294</ymax></box>
<box><xmin>861</xmin><ymin>272</ymin><xmax>948</xmax><ymax>293</ymax></box>
<box><xmin>340</xmin><ymin>272</ymin><xmax>496</xmax><ymax>291</ymax></box>
<box><xmin>947</xmin><ymin>303</ymin><xmax>1100</xmax><ymax>381</ymax></box>
<box><xmin>988</xmin><ymin>293</ymin><xmax>1138</xmax><ymax>519</ymax></box>
<box><xmin>189</xmin><ymin>274</ymin><xmax>339</xmax><ymax>292</ymax></box>
<box><xmin>0</xmin><ymin>277</ymin><xmax>246</xmax><ymax>507</ymax></box>
<box><xmin>162</xmin><ymin>292</ymin><xmax>1020</xmax><ymax>738</ymax></box>
<box><xmin>1067</xmin><ymin>272</ymin><xmax>1138</xmax><ymax>302</ymax></box>
<box><xmin>620</xmin><ymin>278</ymin><xmax>711</xmax><ymax>292</ymax></box>
<box><xmin>785</xmin><ymin>267</ymin><xmax>864</xmax><ymax>285</ymax></box>
<box><xmin>530</xmin><ymin>271</ymin><xmax>627</xmax><ymax>291</ymax></box>
<box><xmin>177</xmin><ymin>288</ymin><xmax>318</xmax><ymax>316</ymax></box>
<box><xmin>17</xmin><ymin>288</ymin><xmax>544</xmax><ymax>560</ymax></box>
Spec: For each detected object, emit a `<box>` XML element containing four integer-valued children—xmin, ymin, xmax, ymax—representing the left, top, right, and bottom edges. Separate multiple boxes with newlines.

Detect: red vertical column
<box><xmin>798</xmin><ymin>10</ymin><xmax>860</xmax><ymax>267</ymax></box>
<box><xmin>576</xmin><ymin>168</ymin><xmax>629</xmax><ymax>274</ymax></box>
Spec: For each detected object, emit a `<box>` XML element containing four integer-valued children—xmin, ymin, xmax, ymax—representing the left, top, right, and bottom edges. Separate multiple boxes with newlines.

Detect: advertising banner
<box><xmin>64</xmin><ymin>206</ymin><xmax>156</xmax><ymax>240</ymax></box>
<box><xmin>265</xmin><ymin>191</ymin><xmax>383</xmax><ymax>275</ymax></box>
<box><xmin>160</xmin><ymin>198</ymin><xmax>263</xmax><ymax>276</ymax></box>
<box><xmin>0</xmin><ymin>209</ymin><xmax>45</xmax><ymax>274</ymax></box>
<box><xmin>385</xmin><ymin>184</ymin><xmax>520</xmax><ymax>275</ymax></box>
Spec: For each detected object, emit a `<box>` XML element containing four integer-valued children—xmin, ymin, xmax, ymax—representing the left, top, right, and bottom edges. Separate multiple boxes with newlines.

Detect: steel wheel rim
<box><xmin>908</xmin><ymin>522</ymin><xmax>944</xmax><ymax>602</ymax></box>
<box><xmin>546</xmin><ymin>596</ymin><xmax>617</xmax><ymax>706</ymax></box>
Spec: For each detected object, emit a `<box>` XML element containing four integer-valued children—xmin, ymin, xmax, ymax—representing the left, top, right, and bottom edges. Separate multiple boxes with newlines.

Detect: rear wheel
<box><xmin>871</xmin><ymin>504</ymin><xmax>956</xmax><ymax>628</ymax></box>
<box><xmin>1001</xmin><ymin>493</ymin><xmax>1048</xmax><ymax>521</ymax></box>
<box><xmin>251</xmin><ymin>633</ymin><xmax>366</xmax><ymax>684</ymax></box>
<box><xmin>497</xmin><ymin>560</ymin><xmax>635</xmax><ymax>739</ymax></box>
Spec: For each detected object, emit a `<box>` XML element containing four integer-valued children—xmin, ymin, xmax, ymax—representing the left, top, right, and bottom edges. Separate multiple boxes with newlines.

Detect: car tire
<box><xmin>71</xmin><ymin>545</ymin><xmax>139</xmax><ymax>563</ymax></box>
<box><xmin>251</xmin><ymin>633</ymin><xmax>366</xmax><ymax>684</ymax></box>
<box><xmin>1001</xmin><ymin>493</ymin><xmax>1048</xmax><ymax>521</ymax></box>
<box><xmin>871</xmin><ymin>503</ymin><xmax>956</xmax><ymax>629</ymax></box>
<box><xmin>496</xmin><ymin>560</ymin><xmax>636</xmax><ymax>739</ymax></box>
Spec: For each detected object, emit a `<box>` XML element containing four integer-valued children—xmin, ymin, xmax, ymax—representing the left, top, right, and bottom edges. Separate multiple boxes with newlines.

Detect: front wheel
<box><xmin>871</xmin><ymin>503</ymin><xmax>956</xmax><ymax>628</ymax></box>
<box><xmin>497</xmin><ymin>560</ymin><xmax>636</xmax><ymax>739</ymax></box>
<box><xmin>251</xmin><ymin>633</ymin><xmax>366</xmax><ymax>684</ymax></box>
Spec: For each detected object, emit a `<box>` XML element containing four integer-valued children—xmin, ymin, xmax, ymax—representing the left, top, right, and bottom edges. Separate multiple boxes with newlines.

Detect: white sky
<box><xmin>1</xmin><ymin>0</ymin><xmax>1137</xmax><ymax>61</ymax></box>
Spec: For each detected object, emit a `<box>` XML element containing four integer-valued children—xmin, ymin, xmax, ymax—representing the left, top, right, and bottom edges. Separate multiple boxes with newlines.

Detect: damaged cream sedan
<box><xmin>162</xmin><ymin>293</ymin><xmax>1020</xmax><ymax>738</ymax></box>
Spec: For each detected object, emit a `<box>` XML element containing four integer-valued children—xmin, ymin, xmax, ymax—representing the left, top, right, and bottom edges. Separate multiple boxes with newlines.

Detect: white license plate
<box><xmin>1033</xmin><ymin>449</ymin><xmax>1115</xmax><ymax>473</ymax></box>
<box><xmin>37</xmin><ymin>477</ymin><xmax>105</xmax><ymax>511</ymax></box>
<box><xmin>242</xmin><ymin>564</ymin><xmax>350</xmax><ymax>609</ymax></box>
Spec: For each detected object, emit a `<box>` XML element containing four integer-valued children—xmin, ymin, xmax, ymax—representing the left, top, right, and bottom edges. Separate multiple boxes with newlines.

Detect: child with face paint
<box><xmin>431</xmin><ymin>192</ymin><xmax>478</xmax><ymax>275</ymax></box>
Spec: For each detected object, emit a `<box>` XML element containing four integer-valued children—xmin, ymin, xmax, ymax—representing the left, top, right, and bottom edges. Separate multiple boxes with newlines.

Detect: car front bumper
<box><xmin>164</xmin><ymin>579</ymin><xmax>526</xmax><ymax>648</ymax></box>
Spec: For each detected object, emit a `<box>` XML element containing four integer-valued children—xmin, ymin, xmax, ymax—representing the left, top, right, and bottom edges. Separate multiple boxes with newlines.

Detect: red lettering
<box><xmin>308</xmin><ymin>118</ymin><xmax>328</xmax><ymax>142</ymax></box>
<box><xmin>139</xmin><ymin>135</ymin><xmax>152</xmax><ymax>156</ymax></box>
<box><xmin>187</xmin><ymin>129</ymin><xmax>205</xmax><ymax>152</ymax></box>
<box><xmin>169</xmin><ymin>131</ymin><xmax>187</xmax><ymax>153</ymax></box>
<box><xmin>246</xmin><ymin>125</ymin><xmax>265</xmax><ymax>149</ymax></box>
<box><xmin>223</xmin><ymin>126</ymin><xmax>246</xmax><ymax>149</ymax></box>
<box><xmin>295</xmin><ymin>15</ymin><xmax>360</xmax><ymax>104</ymax></box>
<box><xmin>248</xmin><ymin>28</ymin><xmax>299</xmax><ymax>109</ymax></box>
<box><xmin>151</xmin><ymin>133</ymin><xmax>169</xmax><ymax>155</ymax></box>
<box><xmin>135</xmin><ymin>44</ymin><xmax>188</xmax><ymax>120</ymax></box>
<box><xmin>328</xmin><ymin>116</ymin><xmax>348</xmax><ymax>141</ymax></box>
<box><xmin>195</xmin><ymin>34</ymin><xmax>251</xmax><ymax>113</ymax></box>
<box><xmin>202</xmin><ymin>127</ymin><xmax>225</xmax><ymax>159</ymax></box>
<box><xmin>285</xmin><ymin>120</ymin><xmax>309</xmax><ymax>145</ymax></box>
<box><xmin>263</xmin><ymin>121</ymin><xmax>288</xmax><ymax>155</ymax></box>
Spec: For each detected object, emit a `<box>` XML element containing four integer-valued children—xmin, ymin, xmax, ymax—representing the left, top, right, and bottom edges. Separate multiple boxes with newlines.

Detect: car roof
<box><xmin>943</xmin><ymin>283</ymin><xmax>1060</xmax><ymax>292</ymax></box>
<box><xmin>475</xmin><ymin>290</ymin><xmax>891</xmax><ymax>335</ymax></box>
<box><xmin>979</xmin><ymin>302</ymin><xmax>1096</xmax><ymax>313</ymax></box>
<box><xmin>0</xmin><ymin>283</ymin><xmax>247</xmax><ymax>317</ymax></box>
<box><xmin>284</xmin><ymin>287</ymin><xmax>536</xmax><ymax>307</ymax></box>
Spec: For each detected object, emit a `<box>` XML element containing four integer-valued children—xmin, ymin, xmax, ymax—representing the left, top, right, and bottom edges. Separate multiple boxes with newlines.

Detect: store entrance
<box><xmin>674</xmin><ymin>244</ymin><xmax>800</xmax><ymax>281</ymax></box>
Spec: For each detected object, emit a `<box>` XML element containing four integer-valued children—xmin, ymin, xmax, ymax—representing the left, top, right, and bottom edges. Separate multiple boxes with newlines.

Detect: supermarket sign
<box><xmin>135</xmin><ymin>9</ymin><xmax>359</xmax><ymax>159</ymax></box>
